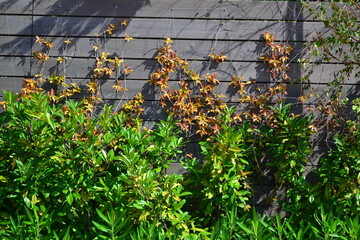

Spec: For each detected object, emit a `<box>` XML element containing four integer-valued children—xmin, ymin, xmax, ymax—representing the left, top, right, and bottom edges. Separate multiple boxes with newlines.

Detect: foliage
<box><xmin>0</xmin><ymin>90</ymin><xmax>358</xmax><ymax>239</ymax></box>
<box><xmin>260</xmin><ymin>102</ymin><xmax>314</xmax><ymax>186</ymax></box>
<box><xmin>258</xmin><ymin>102</ymin><xmax>315</xmax><ymax>214</ymax></box>
<box><xmin>1</xmin><ymin>91</ymin><xmax>357</xmax><ymax>239</ymax></box>
<box><xmin>181</xmin><ymin>108</ymin><xmax>254</xmax><ymax>224</ymax></box>
<box><xmin>300</xmin><ymin>0</ymin><xmax>360</xmax><ymax>130</ymax></box>
<box><xmin>0</xmin><ymin>91</ymin><xmax>200</xmax><ymax>238</ymax></box>
<box><xmin>310</xmin><ymin>97</ymin><xmax>360</xmax><ymax>217</ymax></box>
<box><xmin>149</xmin><ymin>38</ymin><xmax>228</xmax><ymax>137</ymax></box>
<box><xmin>0</xmin><ymin>1</ymin><xmax>359</xmax><ymax>237</ymax></box>
<box><xmin>260</xmin><ymin>31</ymin><xmax>293</xmax><ymax>81</ymax></box>
<box><xmin>288</xmin><ymin>0</ymin><xmax>360</xmax><ymax>220</ymax></box>
<box><xmin>301</xmin><ymin>0</ymin><xmax>360</xmax><ymax>81</ymax></box>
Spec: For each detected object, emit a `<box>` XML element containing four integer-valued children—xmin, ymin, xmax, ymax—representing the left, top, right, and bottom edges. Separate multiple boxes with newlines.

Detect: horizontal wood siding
<box><xmin>0</xmin><ymin>0</ymin><xmax>32</xmax><ymax>14</ymax></box>
<box><xmin>0</xmin><ymin>0</ymin><xmax>358</xmax><ymax>212</ymax></box>
<box><xmin>33</xmin><ymin>0</ymin><xmax>311</xmax><ymax>20</ymax></box>
<box><xmin>32</xmin><ymin>17</ymin><xmax>328</xmax><ymax>40</ymax></box>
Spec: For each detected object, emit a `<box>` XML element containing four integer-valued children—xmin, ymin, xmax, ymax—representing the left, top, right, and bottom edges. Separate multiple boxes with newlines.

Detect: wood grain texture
<box><xmin>0</xmin><ymin>76</ymin><xmax>25</xmax><ymax>95</ymax></box>
<box><xmin>33</xmin><ymin>16</ymin><xmax>328</xmax><ymax>41</ymax></box>
<box><xmin>32</xmin><ymin>37</ymin><xmax>305</xmax><ymax>62</ymax></box>
<box><xmin>33</xmin><ymin>0</ymin><xmax>314</xmax><ymax>21</ymax></box>
<box><xmin>0</xmin><ymin>15</ymin><xmax>32</xmax><ymax>35</ymax></box>
<box><xmin>0</xmin><ymin>36</ymin><xmax>32</xmax><ymax>56</ymax></box>
<box><xmin>0</xmin><ymin>0</ymin><xmax>32</xmax><ymax>14</ymax></box>
<box><xmin>0</xmin><ymin>56</ymin><xmax>31</xmax><ymax>76</ymax></box>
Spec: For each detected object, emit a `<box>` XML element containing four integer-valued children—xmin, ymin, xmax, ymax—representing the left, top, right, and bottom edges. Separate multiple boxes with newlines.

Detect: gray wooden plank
<box><xmin>101</xmin><ymin>99</ymin><xmax>167</xmax><ymax>121</ymax></box>
<box><xmin>0</xmin><ymin>0</ymin><xmax>32</xmax><ymax>14</ymax></box>
<box><xmin>33</xmin><ymin>0</ymin><xmax>315</xmax><ymax>21</ymax></box>
<box><xmin>0</xmin><ymin>15</ymin><xmax>32</xmax><ymax>35</ymax></box>
<box><xmin>31</xmin><ymin>58</ymin><xmax>359</xmax><ymax>84</ymax></box>
<box><xmin>31</xmin><ymin>36</ymin><xmax>352</xmax><ymax>64</ymax></box>
<box><xmin>252</xmin><ymin>185</ymin><xmax>286</xmax><ymax>206</ymax></box>
<box><xmin>166</xmin><ymin>163</ymin><xmax>187</xmax><ymax>175</ymax></box>
<box><xmin>227</xmin><ymin>83</ymin><xmax>358</xmax><ymax>103</ymax></box>
<box><xmin>33</xmin><ymin>16</ymin><xmax>327</xmax><ymax>41</ymax></box>
<box><xmin>0</xmin><ymin>56</ymin><xmax>31</xmax><ymax>76</ymax></box>
<box><xmin>32</xmin><ymin>37</ymin><xmax>305</xmax><ymax>62</ymax></box>
<box><xmin>0</xmin><ymin>76</ymin><xmax>25</xmax><ymax>95</ymax></box>
<box><xmin>0</xmin><ymin>36</ymin><xmax>32</xmax><ymax>56</ymax></box>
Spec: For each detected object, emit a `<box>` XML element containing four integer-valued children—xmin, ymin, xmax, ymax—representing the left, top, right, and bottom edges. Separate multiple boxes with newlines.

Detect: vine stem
<box><xmin>349</xmin><ymin>0</ymin><xmax>360</xmax><ymax>10</ymax></box>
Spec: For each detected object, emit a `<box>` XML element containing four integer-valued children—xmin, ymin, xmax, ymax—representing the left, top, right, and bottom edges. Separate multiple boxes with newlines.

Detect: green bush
<box><xmin>311</xmin><ymin>98</ymin><xmax>360</xmax><ymax>217</ymax></box>
<box><xmin>181</xmin><ymin>107</ymin><xmax>254</xmax><ymax>225</ymax></box>
<box><xmin>0</xmin><ymin>91</ymin><xmax>358</xmax><ymax>239</ymax></box>
<box><xmin>0</xmin><ymin>91</ymin><xmax>199</xmax><ymax>239</ymax></box>
<box><xmin>1</xmin><ymin>1</ymin><xmax>359</xmax><ymax>235</ymax></box>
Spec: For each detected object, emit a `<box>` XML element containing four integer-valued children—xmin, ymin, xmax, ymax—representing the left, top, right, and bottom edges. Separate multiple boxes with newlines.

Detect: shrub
<box><xmin>0</xmin><ymin>91</ymin><xmax>199</xmax><ymax>239</ymax></box>
<box><xmin>1</xmin><ymin>1</ymin><xmax>359</xmax><ymax>237</ymax></box>
<box><xmin>181</xmin><ymin>107</ymin><xmax>254</xmax><ymax>225</ymax></box>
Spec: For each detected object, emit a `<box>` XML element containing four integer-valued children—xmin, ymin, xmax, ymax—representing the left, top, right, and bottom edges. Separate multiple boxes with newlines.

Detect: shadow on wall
<box><xmin>0</xmin><ymin>0</ymin><xmax>151</xmax><ymax>98</ymax></box>
<box><xmin>231</xmin><ymin>1</ymin><xmax>304</xmax><ymax>216</ymax></box>
<box><xmin>31</xmin><ymin>0</ymin><xmax>150</xmax><ymax>37</ymax></box>
<box><xmin>223</xmin><ymin>0</ymin><xmax>305</xmax><ymax>119</ymax></box>
<box><xmin>0</xmin><ymin>0</ymin><xmax>32</xmax><ymax>14</ymax></box>
<box><xmin>254</xmin><ymin>0</ymin><xmax>303</xmax><ymax>106</ymax></box>
<box><xmin>0</xmin><ymin>0</ymin><xmax>150</xmax><ymax>59</ymax></box>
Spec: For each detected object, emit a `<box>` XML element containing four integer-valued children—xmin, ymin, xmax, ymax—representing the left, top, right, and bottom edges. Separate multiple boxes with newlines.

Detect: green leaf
<box><xmin>133</xmin><ymin>200</ymin><xmax>147</xmax><ymax>210</ymax></box>
<box><xmin>229</xmin><ymin>146</ymin><xmax>242</xmax><ymax>153</ymax></box>
<box><xmin>96</xmin><ymin>208</ymin><xmax>110</xmax><ymax>225</ymax></box>
<box><xmin>66</xmin><ymin>193</ymin><xmax>73</xmax><ymax>205</ymax></box>
<box><xmin>3</xmin><ymin>90</ymin><xmax>17</xmax><ymax>103</ymax></box>
<box><xmin>139</xmin><ymin>212</ymin><xmax>150</xmax><ymax>221</ymax></box>
<box><xmin>92</xmin><ymin>221</ymin><xmax>110</xmax><ymax>233</ymax></box>
<box><xmin>46</xmin><ymin>112</ymin><xmax>56</xmax><ymax>129</ymax></box>
<box><xmin>238</xmin><ymin>222</ymin><xmax>253</xmax><ymax>235</ymax></box>
<box><xmin>23</xmin><ymin>196</ymin><xmax>31</xmax><ymax>208</ymax></box>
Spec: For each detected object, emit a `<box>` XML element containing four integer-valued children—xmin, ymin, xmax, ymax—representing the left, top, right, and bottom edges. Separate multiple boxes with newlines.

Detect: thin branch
<box><xmin>349</xmin><ymin>0</ymin><xmax>360</xmax><ymax>10</ymax></box>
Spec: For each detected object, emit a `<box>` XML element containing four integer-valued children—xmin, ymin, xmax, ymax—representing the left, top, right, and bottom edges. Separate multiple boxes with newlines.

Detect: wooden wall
<box><xmin>1</xmin><ymin>0</ymin><xmax>358</xmax><ymax>213</ymax></box>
